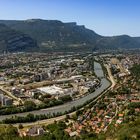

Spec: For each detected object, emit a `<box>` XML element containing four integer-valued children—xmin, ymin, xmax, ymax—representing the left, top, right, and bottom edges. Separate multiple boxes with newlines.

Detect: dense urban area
<box><xmin>0</xmin><ymin>50</ymin><xmax>140</xmax><ymax>140</ymax></box>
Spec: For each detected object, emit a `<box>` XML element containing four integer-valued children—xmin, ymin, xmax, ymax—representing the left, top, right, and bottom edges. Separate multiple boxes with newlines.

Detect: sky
<box><xmin>0</xmin><ymin>0</ymin><xmax>140</xmax><ymax>36</ymax></box>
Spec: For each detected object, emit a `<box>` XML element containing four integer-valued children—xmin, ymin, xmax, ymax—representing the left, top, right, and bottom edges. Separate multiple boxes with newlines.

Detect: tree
<box><xmin>6</xmin><ymin>124</ymin><xmax>18</xmax><ymax>136</ymax></box>
<box><xmin>26</xmin><ymin>113</ymin><xmax>35</xmax><ymax>122</ymax></box>
<box><xmin>59</xmin><ymin>95</ymin><xmax>72</xmax><ymax>103</ymax></box>
<box><xmin>24</xmin><ymin>101</ymin><xmax>36</xmax><ymax>111</ymax></box>
<box><xmin>18</xmin><ymin>124</ymin><xmax>23</xmax><ymax>129</ymax></box>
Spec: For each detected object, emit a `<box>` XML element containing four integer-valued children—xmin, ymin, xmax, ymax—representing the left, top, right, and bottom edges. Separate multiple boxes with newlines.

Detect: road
<box><xmin>13</xmin><ymin>111</ymin><xmax>77</xmax><ymax>127</ymax></box>
<box><xmin>105</xmin><ymin>64</ymin><xmax>116</xmax><ymax>89</ymax></box>
<box><xmin>0</xmin><ymin>87</ymin><xmax>20</xmax><ymax>102</ymax></box>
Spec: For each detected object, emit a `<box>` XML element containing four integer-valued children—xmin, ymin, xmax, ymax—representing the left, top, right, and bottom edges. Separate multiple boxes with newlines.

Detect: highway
<box><xmin>105</xmin><ymin>64</ymin><xmax>116</xmax><ymax>89</ymax></box>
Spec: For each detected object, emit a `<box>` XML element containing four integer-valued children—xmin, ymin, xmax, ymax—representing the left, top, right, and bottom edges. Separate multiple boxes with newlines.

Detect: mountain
<box><xmin>95</xmin><ymin>35</ymin><xmax>140</xmax><ymax>50</ymax></box>
<box><xmin>0</xmin><ymin>19</ymin><xmax>140</xmax><ymax>52</ymax></box>
<box><xmin>0</xmin><ymin>23</ymin><xmax>38</xmax><ymax>53</ymax></box>
<box><xmin>134</xmin><ymin>37</ymin><xmax>140</xmax><ymax>44</ymax></box>
<box><xmin>0</xmin><ymin>19</ymin><xmax>101</xmax><ymax>52</ymax></box>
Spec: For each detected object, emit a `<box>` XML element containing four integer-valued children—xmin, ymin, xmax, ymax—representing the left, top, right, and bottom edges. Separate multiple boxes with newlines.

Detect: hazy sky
<box><xmin>0</xmin><ymin>0</ymin><xmax>140</xmax><ymax>36</ymax></box>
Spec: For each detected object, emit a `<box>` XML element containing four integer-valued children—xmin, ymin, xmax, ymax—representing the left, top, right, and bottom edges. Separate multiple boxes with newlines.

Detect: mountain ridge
<box><xmin>0</xmin><ymin>19</ymin><xmax>139</xmax><ymax>52</ymax></box>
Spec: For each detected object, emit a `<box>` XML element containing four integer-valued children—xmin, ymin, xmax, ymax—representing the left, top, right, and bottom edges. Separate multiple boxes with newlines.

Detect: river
<box><xmin>0</xmin><ymin>62</ymin><xmax>110</xmax><ymax>121</ymax></box>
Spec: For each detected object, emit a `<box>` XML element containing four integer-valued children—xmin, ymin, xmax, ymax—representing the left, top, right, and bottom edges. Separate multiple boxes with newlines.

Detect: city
<box><xmin>0</xmin><ymin>0</ymin><xmax>140</xmax><ymax>140</ymax></box>
<box><xmin>0</xmin><ymin>50</ymin><xmax>139</xmax><ymax>139</ymax></box>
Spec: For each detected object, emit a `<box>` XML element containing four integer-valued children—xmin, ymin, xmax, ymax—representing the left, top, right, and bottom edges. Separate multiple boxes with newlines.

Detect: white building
<box><xmin>38</xmin><ymin>85</ymin><xmax>73</xmax><ymax>97</ymax></box>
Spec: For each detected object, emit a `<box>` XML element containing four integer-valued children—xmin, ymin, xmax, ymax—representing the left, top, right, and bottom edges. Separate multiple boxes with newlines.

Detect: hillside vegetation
<box><xmin>0</xmin><ymin>19</ymin><xmax>140</xmax><ymax>52</ymax></box>
<box><xmin>0</xmin><ymin>24</ymin><xmax>38</xmax><ymax>52</ymax></box>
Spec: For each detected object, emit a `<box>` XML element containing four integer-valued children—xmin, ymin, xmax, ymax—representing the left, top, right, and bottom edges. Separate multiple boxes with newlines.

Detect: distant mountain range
<box><xmin>0</xmin><ymin>19</ymin><xmax>139</xmax><ymax>52</ymax></box>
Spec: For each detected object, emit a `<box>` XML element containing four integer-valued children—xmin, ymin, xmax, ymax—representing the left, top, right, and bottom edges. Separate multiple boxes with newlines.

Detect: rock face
<box><xmin>0</xmin><ymin>19</ymin><xmax>101</xmax><ymax>51</ymax></box>
<box><xmin>0</xmin><ymin>19</ymin><xmax>140</xmax><ymax>52</ymax></box>
<box><xmin>0</xmin><ymin>24</ymin><xmax>38</xmax><ymax>53</ymax></box>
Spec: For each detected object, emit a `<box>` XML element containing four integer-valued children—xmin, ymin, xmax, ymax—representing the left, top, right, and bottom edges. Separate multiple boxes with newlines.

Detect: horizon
<box><xmin>0</xmin><ymin>0</ymin><xmax>140</xmax><ymax>37</ymax></box>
